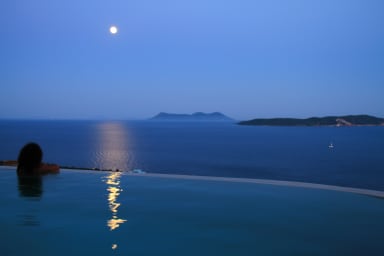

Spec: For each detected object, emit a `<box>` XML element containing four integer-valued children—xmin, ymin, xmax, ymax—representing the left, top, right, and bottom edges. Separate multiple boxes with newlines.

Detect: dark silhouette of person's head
<box><xmin>17</xmin><ymin>143</ymin><xmax>44</xmax><ymax>197</ymax></box>
<box><xmin>17</xmin><ymin>142</ymin><xmax>43</xmax><ymax>176</ymax></box>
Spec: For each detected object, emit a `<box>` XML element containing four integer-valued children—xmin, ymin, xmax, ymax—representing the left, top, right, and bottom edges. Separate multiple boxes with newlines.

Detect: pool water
<box><xmin>1</xmin><ymin>168</ymin><xmax>384</xmax><ymax>255</ymax></box>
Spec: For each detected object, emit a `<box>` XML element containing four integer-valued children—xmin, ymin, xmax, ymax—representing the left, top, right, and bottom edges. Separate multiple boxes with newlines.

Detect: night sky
<box><xmin>1</xmin><ymin>0</ymin><xmax>384</xmax><ymax>120</ymax></box>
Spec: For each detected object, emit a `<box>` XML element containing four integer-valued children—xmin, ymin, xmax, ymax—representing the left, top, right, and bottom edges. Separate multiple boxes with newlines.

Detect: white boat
<box><xmin>328</xmin><ymin>142</ymin><xmax>334</xmax><ymax>149</ymax></box>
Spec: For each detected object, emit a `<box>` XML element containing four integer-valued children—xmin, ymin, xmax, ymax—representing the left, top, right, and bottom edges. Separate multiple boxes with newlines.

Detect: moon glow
<box><xmin>109</xmin><ymin>26</ymin><xmax>118</xmax><ymax>34</ymax></box>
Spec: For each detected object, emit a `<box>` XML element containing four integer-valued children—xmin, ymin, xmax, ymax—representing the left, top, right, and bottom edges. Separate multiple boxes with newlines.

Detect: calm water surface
<box><xmin>1</xmin><ymin>168</ymin><xmax>384</xmax><ymax>256</ymax></box>
<box><xmin>0</xmin><ymin>120</ymin><xmax>383</xmax><ymax>190</ymax></box>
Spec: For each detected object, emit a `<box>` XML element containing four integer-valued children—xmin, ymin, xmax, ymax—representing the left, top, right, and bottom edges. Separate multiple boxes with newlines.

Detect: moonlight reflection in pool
<box><xmin>105</xmin><ymin>171</ymin><xmax>126</xmax><ymax>230</ymax></box>
<box><xmin>104</xmin><ymin>171</ymin><xmax>126</xmax><ymax>250</ymax></box>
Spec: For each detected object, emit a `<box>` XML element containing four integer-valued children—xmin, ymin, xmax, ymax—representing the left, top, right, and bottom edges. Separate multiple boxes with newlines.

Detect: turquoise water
<box><xmin>1</xmin><ymin>168</ymin><xmax>384</xmax><ymax>255</ymax></box>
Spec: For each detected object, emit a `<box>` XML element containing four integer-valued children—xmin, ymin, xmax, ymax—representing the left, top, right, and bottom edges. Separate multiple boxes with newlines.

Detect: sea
<box><xmin>0</xmin><ymin>120</ymin><xmax>383</xmax><ymax>191</ymax></box>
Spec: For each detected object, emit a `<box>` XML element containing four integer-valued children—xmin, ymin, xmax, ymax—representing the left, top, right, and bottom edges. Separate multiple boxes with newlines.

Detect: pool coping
<box><xmin>122</xmin><ymin>172</ymin><xmax>384</xmax><ymax>199</ymax></box>
<box><xmin>2</xmin><ymin>166</ymin><xmax>384</xmax><ymax>198</ymax></box>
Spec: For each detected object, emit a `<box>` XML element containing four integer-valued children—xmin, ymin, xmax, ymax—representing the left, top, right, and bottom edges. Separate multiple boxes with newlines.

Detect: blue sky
<box><xmin>1</xmin><ymin>0</ymin><xmax>383</xmax><ymax>120</ymax></box>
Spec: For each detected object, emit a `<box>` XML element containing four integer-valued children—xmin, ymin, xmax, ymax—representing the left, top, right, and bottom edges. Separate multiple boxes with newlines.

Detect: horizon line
<box><xmin>1</xmin><ymin>112</ymin><xmax>384</xmax><ymax>121</ymax></box>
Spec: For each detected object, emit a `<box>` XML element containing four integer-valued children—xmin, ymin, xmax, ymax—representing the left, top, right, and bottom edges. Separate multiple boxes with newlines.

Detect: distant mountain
<box><xmin>238</xmin><ymin>115</ymin><xmax>384</xmax><ymax>126</ymax></box>
<box><xmin>150</xmin><ymin>112</ymin><xmax>234</xmax><ymax>121</ymax></box>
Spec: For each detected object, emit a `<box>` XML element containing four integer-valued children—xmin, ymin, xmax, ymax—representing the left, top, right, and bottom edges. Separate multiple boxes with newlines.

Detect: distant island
<box><xmin>150</xmin><ymin>112</ymin><xmax>234</xmax><ymax>121</ymax></box>
<box><xmin>238</xmin><ymin>115</ymin><xmax>384</xmax><ymax>126</ymax></box>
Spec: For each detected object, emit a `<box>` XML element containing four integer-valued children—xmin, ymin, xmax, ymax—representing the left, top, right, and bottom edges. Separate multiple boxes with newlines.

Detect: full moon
<box><xmin>109</xmin><ymin>26</ymin><xmax>118</xmax><ymax>34</ymax></box>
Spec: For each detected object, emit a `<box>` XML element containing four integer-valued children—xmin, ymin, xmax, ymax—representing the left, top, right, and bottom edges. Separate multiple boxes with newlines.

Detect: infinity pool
<box><xmin>1</xmin><ymin>167</ymin><xmax>383</xmax><ymax>255</ymax></box>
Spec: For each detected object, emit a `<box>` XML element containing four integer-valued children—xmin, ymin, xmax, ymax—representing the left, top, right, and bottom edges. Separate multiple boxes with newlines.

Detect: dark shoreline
<box><xmin>0</xmin><ymin>161</ymin><xmax>122</xmax><ymax>172</ymax></box>
<box><xmin>238</xmin><ymin>115</ymin><xmax>384</xmax><ymax>126</ymax></box>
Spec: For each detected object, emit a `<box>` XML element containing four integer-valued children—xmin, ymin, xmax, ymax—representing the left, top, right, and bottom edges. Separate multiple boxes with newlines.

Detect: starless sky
<box><xmin>1</xmin><ymin>0</ymin><xmax>384</xmax><ymax>120</ymax></box>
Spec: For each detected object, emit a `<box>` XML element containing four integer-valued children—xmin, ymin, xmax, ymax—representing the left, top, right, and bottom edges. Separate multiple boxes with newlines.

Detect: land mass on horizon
<box><xmin>238</xmin><ymin>115</ymin><xmax>384</xmax><ymax>126</ymax></box>
<box><xmin>150</xmin><ymin>112</ymin><xmax>234</xmax><ymax>121</ymax></box>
